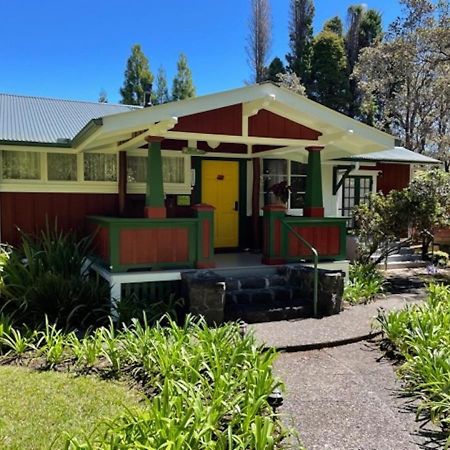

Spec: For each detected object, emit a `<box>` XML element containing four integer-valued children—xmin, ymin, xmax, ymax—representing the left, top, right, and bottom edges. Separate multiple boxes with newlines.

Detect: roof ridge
<box><xmin>0</xmin><ymin>92</ymin><xmax>138</xmax><ymax>108</ymax></box>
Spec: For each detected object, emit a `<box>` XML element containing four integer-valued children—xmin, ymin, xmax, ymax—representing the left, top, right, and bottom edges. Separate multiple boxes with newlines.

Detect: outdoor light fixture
<box><xmin>268</xmin><ymin>388</ymin><xmax>284</xmax><ymax>412</ymax></box>
<box><xmin>182</xmin><ymin>147</ymin><xmax>207</xmax><ymax>155</ymax></box>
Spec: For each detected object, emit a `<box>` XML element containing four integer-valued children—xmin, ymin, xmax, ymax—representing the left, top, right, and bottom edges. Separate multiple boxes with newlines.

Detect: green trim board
<box><xmin>88</xmin><ymin>214</ymin><xmax>212</xmax><ymax>273</ymax></box>
<box><xmin>304</xmin><ymin>150</ymin><xmax>323</xmax><ymax>208</ymax></box>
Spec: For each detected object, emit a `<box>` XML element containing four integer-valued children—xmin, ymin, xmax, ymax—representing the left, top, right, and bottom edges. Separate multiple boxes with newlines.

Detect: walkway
<box><xmin>251</xmin><ymin>292</ymin><xmax>425</xmax><ymax>351</ymax></box>
<box><xmin>251</xmin><ymin>290</ymin><xmax>447</xmax><ymax>449</ymax></box>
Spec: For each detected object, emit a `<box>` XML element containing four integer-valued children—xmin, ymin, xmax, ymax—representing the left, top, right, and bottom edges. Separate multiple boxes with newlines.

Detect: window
<box><xmin>127</xmin><ymin>155</ymin><xmax>185</xmax><ymax>184</ymax></box>
<box><xmin>261</xmin><ymin>159</ymin><xmax>307</xmax><ymax>210</ymax></box>
<box><xmin>84</xmin><ymin>153</ymin><xmax>117</xmax><ymax>182</ymax></box>
<box><xmin>341</xmin><ymin>175</ymin><xmax>373</xmax><ymax>226</ymax></box>
<box><xmin>1</xmin><ymin>151</ymin><xmax>41</xmax><ymax>180</ymax></box>
<box><xmin>48</xmin><ymin>153</ymin><xmax>77</xmax><ymax>181</ymax></box>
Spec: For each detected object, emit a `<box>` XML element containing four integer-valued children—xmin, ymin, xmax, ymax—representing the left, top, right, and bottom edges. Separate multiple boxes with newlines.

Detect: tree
<box><xmin>98</xmin><ymin>89</ymin><xmax>108</xmax><ymax>103</ymax></box>
<box><xmin>265</xmin><ymin>57</ymin><xmax>285</xmax><ymax>82</ymax></box>
<box><xmin>406</xmin><ymin>169</ymin><xmax>450</xmax><ymax>259</ymax></box>
<box><xmin>353</xmin><ymin>0</ymin><xmax>450</xmax><ymax>166</ymax></box>
<box><xmin>120</xmin><ymin>44</ymin><xmax>153</xmax><ymax>106</ymax></box>
<box><xmin>353</xmin><ymin>168</ymin><xmax>450</xmax><ymax>264</ymax></box>
<box><xmin>172</xmin><ymin>53</ymin><xmax>196</xmax><ymax>101</ymax></box>
<box><xmin>310</xmin><ymin>31</ymin><xmax>350</xmax><ymax>112</ymax></box>
<box><xmin>323</xmin><ymin>16</ymin><xmax>343</xmax><ymax>37</ymax></box>
<box><xmin>246</xmin><ymin>0</ymin><xmax>272</xmax><ymax>83</ymax></box>
<box><xmin>286</xmin><ymin>0</ymin><xmax>315</xmax><ymax>89</ymax></box>
<box><xmin>154</xmin><ymin>66</ymin><xmax>170</xmax><ymax>105</ymax></box>
<box><xmin>275</xmin><ymin>71</ymin><xmax>305</xmax><ymax>95</ymax></box>
<box><xmin>345</xmin><ymin>6</ymin><xmax>382</xmax><ymax>118</ymax></box>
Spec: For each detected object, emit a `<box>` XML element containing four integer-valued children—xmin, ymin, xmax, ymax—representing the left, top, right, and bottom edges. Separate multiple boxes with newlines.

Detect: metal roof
<box><xmin>334</xmin><ymin>147</ymin><xmax>441</xmax><ymax>164</ymax></box>
<box><xmin>0</xmin><ymin>93</ymin><xmax>138</xmax><ymax>144</ymax></box>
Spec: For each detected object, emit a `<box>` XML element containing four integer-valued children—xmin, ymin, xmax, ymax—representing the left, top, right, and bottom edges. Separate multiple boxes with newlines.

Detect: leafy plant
<box><xmin>269</xmin><ymin>181</ymin><xmax>291</xmax><ymax>204</ymax></box>
<box><xmin>1</xmin><ymin>326</ymin><xmax>35</xmax><ymax>357</ymax></box>
<box><xmin>343</xmin><ymin>263</ymin><xmax>384</xmax><ymax>304</ymax></box>
<box><xmin>0</xmin><ymin>223</ymin><xmax>110</xmax><ymax>330</ymax></box>
<box><xmin>429</xmin><ymin>250</ymin><xmax>449</xmax><ymax>268</ymax></box>
<box><xmin>377</xmin><ymin>283</ymin><xmax>450</xmax><ymax>443</ymax></box>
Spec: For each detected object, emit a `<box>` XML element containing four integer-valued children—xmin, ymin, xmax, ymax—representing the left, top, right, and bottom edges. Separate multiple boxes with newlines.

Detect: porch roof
<box><xmin>333</xmin><ymin>147</ymin><xmax>441</xmax><ymax>165</ymax></box>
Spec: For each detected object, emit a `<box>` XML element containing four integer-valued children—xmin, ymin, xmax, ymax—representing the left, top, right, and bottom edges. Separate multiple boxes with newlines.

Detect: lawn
<box><xmin>0</xmin><ymin>365</ymin><xmax>143</xmax><ymax>449</ymax></box>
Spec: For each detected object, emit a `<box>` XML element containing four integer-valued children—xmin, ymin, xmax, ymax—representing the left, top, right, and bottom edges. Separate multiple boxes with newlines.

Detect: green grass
<box><xmin>0</xmin><ymin>366</ymin><xmax>143</xmax><ymax>450</ymax></box>
<box><xmin>0</xmin><ymin>316</ymin><xmax>289</xmax><ymax>449</ymax></box>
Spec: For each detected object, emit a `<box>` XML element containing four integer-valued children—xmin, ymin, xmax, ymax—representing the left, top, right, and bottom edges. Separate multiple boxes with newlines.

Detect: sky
<box><xmin>0</xmin><ymin>0</ymin><xmax>404</xmax><ymax>103</ymax></box>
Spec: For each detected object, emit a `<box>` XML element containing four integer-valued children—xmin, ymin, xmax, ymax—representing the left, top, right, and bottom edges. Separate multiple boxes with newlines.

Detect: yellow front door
<box><xmin>202</xmin><ymin>160</ymin><xmax>239</xmax><ymax>248</ymax></box>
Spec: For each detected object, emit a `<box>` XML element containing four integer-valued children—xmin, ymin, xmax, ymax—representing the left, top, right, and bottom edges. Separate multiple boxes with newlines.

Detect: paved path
<box><xmin>251</xmin><ymin>292</ymin><xmax>426</xmax><ymax>351</ymax></box>
<box><xmin>275</xmin><ymin>341</ymin><xmax>446</xmax><ymax>450</ymax></box>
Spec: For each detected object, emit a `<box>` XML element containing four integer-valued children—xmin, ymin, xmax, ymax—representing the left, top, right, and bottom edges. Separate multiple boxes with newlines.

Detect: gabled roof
<box><xmin>0</xmin><ymin>93</ymin><xmax>138</xmax><ymax>144</ymax></box>
<box><xmin>334</xmin><ymin>147</ymin><xmax>441</xmax><ymax>164</ymax></box>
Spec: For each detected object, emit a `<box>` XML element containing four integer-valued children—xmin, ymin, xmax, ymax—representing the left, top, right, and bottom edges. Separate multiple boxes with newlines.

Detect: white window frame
<box><xmin>126</xmin><ymin>149</ymin><xmax>191</xmax><ymax>195</ymax></box>
<box><xmin>260</xmin><ymin>157</ymin><xmax>307</xmax><ymax>216</ymax></box>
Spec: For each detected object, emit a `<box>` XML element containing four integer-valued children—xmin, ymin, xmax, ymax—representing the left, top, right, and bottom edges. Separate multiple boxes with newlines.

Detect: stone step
<box><xmin>224</xmin><ymin>274</ymin><xmax>288</xmax><ymax>291</ymax></box>
<box><xmin>225</xmin><ymin>302</ymin><xmax>312</xmax><ymax>324</ymax></box>
<box><xmin>225</xmin><ymin>286</ymin><xmax>304</xmax><ymax>306</ymax></box>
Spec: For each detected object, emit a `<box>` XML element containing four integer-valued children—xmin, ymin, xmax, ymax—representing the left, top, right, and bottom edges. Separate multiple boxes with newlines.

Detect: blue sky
<box><xmin>0</xmin><ymin>0</ymin><xmax>403</xmax><ymax>103</ymax></box>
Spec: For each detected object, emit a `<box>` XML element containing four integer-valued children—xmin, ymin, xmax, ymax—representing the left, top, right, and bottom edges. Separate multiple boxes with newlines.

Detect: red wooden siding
<box><xmin>173</xmin><ymin>104</ymin><xmax>243</xmax><ymax>136</ymax></box>
<box><xmin>119</xmin><ymin>228</ymin><xmax>189</xmax><ymax>265</ymax></box>
<box><xmin>287</xmin><ymin>225</ymin><xmax>340</xmax><ymax>257</ymax></box>
<box><xmin>197</xmin><ymin>142</ymin><xmax>247</xmax><ymax>154</ymax></box>
<box><xmin>0</xmin><ymin>193</ymin><xmax>119</xmax><ymax>246</ymax></box>
<box><xmin>249</xmin><ymin>109</ymin><xmax>321</xmax><ymax>140</ymax></box>
<box><xmin>376</xmin><ymin>163</ymin><xmax>411</xmax><ymax>194</ymax></box>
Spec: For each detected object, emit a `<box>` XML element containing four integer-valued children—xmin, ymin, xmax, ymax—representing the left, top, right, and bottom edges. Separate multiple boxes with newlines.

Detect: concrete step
<box><xmin>377</xmin><ymin>260</ymin><xmax>428</xmax><ymax>269</ymax></box>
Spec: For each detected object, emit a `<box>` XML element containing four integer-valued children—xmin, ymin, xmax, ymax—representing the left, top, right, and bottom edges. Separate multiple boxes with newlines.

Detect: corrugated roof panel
<box><xmin>0</xmin><ymin>93</ymin><xmax>138</xmax><ymax>144</ymax></box>
<box><xmin>335</xmin><ymin>147</ymin><xmax>441</xmax><ymax>164</ymax></box>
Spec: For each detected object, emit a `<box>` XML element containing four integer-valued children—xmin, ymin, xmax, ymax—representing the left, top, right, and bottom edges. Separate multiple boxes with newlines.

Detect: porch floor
<box><xmin>214</xmin><ymin>252</ymin><xmax>263</xmax><ymax>268</ymax></box>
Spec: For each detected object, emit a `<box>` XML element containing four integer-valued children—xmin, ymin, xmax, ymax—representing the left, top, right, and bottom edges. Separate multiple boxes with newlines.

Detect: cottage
<box><xmin>0</xmin><ymin>83</ymin><xmax>440</xmax><ymax>319</ymax></box>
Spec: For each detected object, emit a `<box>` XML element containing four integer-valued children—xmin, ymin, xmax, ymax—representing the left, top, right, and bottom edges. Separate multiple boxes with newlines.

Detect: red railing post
<box><xmin>262</xmin><ymin>204</ymin><xmax>287</xmax><ymax>265</ymax></box>
<box><xmin>192</xmin><ymin>204</ymin><xmax>216</xmax><ymax>269</ymax></box>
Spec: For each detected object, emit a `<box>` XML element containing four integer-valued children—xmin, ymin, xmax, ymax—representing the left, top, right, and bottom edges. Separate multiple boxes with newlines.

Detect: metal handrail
<box><xmin>281</xmin><ymin>221</ymin><xmax>319</xmax><ymax>317</ymax></box>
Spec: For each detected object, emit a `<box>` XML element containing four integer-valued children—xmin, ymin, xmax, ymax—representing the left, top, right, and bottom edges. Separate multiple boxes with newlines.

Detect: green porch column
<box><xmin>304</xmin><ymin>146</ymin><xmax>325</xmax><ymax>217</ymax></box>
<box><xmin>144</xmin><ymin>136</ymin><xmax>166</xmax><ymax>218</ymax></box>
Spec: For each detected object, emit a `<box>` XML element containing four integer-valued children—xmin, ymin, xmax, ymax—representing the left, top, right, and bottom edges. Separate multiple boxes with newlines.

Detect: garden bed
<box><xmin>0</xmin><ymin>316</ymin><xmax>290</xmax><ymax>449</ymax></box>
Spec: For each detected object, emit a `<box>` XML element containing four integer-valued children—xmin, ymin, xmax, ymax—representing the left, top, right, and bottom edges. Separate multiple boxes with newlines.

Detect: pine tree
<box><xmin>246</xmin><ymin>0</ymin><xmax>272</xmax><ymax>83</ymax></box>
<box><xmin>310</xmin><ymin>31</ymin><xmax>350</xmax><ymax>113</ymax></box>
<box><xmin>265</xmin><ymin>57</ymin><xmax>285</xmax><ymax>82</ymax></box>
<box><xmin>285</xmin><ymin>0</ymin><xmax>315</xmax><ymax>89</ymax></box>
<box><xmin>345</xmin><ymin>6</ymin><xmax>382</xmax><ymax>117</ymax></box>
<box><xmin>154</xmin><ymin>66</ymin><xmax>170</xmax><ymax>105</ymax></box>
<box><xmin>323</xmin><ymin>16</ymin><xmax>343</xmax><ymax>37</ymax></box>
<box><xmin>120</xmin><ymin>44</ymin><xmax>153</xmax><ymax>105</ymax></box>
<box><xmin>172</xmin><ymin>53</ymin><xmax>196</xmax><ymax>101</ymax></box>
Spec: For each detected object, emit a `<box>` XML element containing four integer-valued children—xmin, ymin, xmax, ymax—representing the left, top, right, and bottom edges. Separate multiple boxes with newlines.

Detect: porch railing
<box><xmin>281</xmin><ymin>221</ymin><xmax>319</xmax><ymax>317</ymax></box>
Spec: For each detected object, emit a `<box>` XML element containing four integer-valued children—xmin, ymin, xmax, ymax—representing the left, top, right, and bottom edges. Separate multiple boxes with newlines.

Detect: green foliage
<box><xmin>429</xmin><ymin>250</ymin><xmax>449</xmax><ymax>268</ymax></box>
<box><xmin>376</xmin><ymin>283</ymin><xmax>450</xmax><ymax>443</ymax></box>
<box><xmin>406</xmin><ymin>169</ymin><xmax>450</xmax><ymax>258</ymax></box>
<box><xmin>119</xmin><ymin>44</ymin><xmax>153</xmax><ymax>105</ymax></box>
<box><xmin>265</xmin><ymin>56</ymin><xmax>285</xmax><ymax>82</ymax></box>
<box><xmin>358</xmin><ymin>9</ymin><xmax>382</xmax><ymax>48</ymax></box>
<box><xmin>310</xmin><ymin>31</ymin><xmax>350</xmax><ymax>113</ymax></box>
<box><xmin>323</xmin><ymin>16</ymin><xmax>343</xmax><ymax>36</ymax></box>
<box><xmin>172</xmin><ymin>53</ymin><xmax>196</xmax><ymax>101</ymax></box>
<box><xmin>353</xmin><ymin>189</ymin><xmax>411</xmax><ymax>264</ymax></box>
<box><xmin>0</xmin><ymin>225</ymin><xmax>110</xmax><ymax>330</ymax></box>
<box><xmin>286</xmin><ymin>0</ymin><xmax>315</xmax><ymax>88</ymax></box>
<box><xmin>0</xmin><ymin>316</ymin><xmax>289</xmax><ymax>449</ymax></box>
<box><xmin>153</xmin><ymin>65</ymin><xmax>170</xmax><ymax>105</ymax></box>
<box><xmin>116</xmin><ymin>292</ymin><xmax>184</xmax><ymax>326</ymax></box>
<box><xmin>343</xmin><ymin>263</ymin><xmax>384</xmax><ymax>304</ymax></box>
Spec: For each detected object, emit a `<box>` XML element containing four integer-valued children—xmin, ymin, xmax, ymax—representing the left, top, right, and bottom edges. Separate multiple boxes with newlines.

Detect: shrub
<box><xmin>0</xmin><ymin>224</ymin><xmax>110</xmax><ymax>330</ymax></box>
<box><xmin>429</xmin><ymin>250</ymin><xmax>449</xmax><ymax>268</ymax></box>
<box><xmin>343</xmin><ymin>263</ymin><xmax>384</xmax><ymax>304</ymax></box>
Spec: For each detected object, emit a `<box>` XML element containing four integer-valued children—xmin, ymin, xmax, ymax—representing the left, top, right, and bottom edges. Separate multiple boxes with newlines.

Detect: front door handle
<box><xmin>234</xmin><ymin>201</ymin><xmax>239</xmax><ymax>211</ymax></box>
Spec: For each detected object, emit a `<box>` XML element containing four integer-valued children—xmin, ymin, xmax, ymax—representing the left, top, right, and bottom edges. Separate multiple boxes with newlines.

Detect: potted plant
<box><xmin>269</xmin><ymin>181</ymin><xmax>291</xmax><ymax>205</ymax></box>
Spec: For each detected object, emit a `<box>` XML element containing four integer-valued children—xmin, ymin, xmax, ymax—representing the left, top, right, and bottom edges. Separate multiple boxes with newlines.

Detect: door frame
<box><xmin>192</xmin><ymin>157</ymin><xmax>247</xmax><ymax>249</ymax></box>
